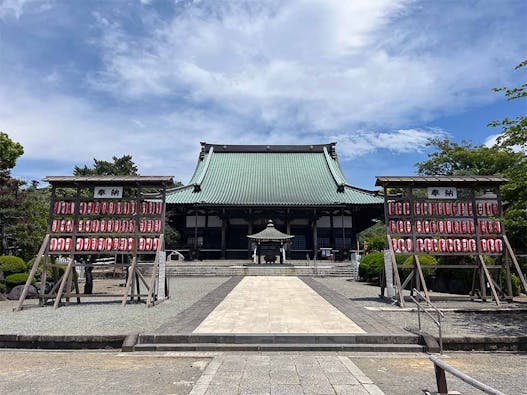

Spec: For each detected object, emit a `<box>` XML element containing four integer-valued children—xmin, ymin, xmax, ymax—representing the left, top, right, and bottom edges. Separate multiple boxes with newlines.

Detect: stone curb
<box><xmin>440</xmin><ymin>335</ymin><xmax>527</xmax><ymax>351</ymax></box>
<box><xmin>138</xmin><ymin>333</ymin><xmax>421</xmax><ymax>345</ymax></box>
<box><xmin>0</xmin><ymin>334</ymin><xmax>126</xmax><ymax>349</ymax></box>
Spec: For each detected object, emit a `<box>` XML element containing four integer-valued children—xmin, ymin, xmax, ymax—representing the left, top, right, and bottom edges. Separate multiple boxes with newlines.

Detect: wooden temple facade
<box><xmin>166</xmin><ymin>143</ymin><xmax>383</xmax><ymax>260</ymax></box>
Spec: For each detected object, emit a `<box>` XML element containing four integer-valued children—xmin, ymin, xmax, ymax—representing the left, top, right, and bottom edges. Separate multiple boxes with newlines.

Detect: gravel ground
<box><xmin>0</xmin><ymin>277</ymin><xmax>230</xmax><ymax>335</ymax></box>
<box><xmin>0</xmin><ymin>350</ymin><xmax>210</xmax><ymax>395</ymax></box>
<box><xmin>313</xmin><ymin>277</ymin><xmax>527</xmax><ymax>336</ymax></box>
<box><xmin>349</xmin><ymin>351</ymin><xmax>527</xmax><ymax>395</ymax></box>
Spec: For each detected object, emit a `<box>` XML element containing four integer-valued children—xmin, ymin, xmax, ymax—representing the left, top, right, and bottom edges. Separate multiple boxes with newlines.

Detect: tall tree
<box><xmin>0</xmin><ymin>133</ymin><xmax>26</xmax><ymax>256</ymax></box>
<box><xmin>416</xmin><ymin>138</ymin><xmax>521</xmax><ymax>176</ymax></box>
<box><xmin>489</xmin><ymin>59</ymin><xmax>527</xmax><ymax>150</ymax></box>
<box><xmin>74</xmin><ymin>155</ymin><xmax>139</xmax><ymax>176</ymax></box>
<box><xmin>416</xmin><ymin>60</ymin><xmax>527</xmax><ymax>250</ymax></box>
<box><xmin>0</xmin><ymin>132</ymin><xmax>24</xmax><ymax>170</ymax></box>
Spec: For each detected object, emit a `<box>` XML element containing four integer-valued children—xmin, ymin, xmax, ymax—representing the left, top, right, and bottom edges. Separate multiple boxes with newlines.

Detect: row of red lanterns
<box><xmin>391</xmin><ymin>238</ymin><xmax>503</xmax><ymax>254</ymax></box>
<box><xmin>388</xmin><ymin>201</ymin><xmax>499</xmax><ymax>217</ymax></box>
<box><xmin>49</xmin><ymin>237</ymin><xmax>160</xmax><ymax>252</ymax></box>
<box><xmin>51</xmin><ymin>219</ymin><xmax>162</xmax><ymax>234</ymax></box>
<box><xmin>388</xmin><ymin>219</ymin><xmax>502</xmax><ymax>235</ymax></box>
<box><xmin>53</xmin><ymin>201</ymin><xmax>163</xmax><ymax>216</ymax></box>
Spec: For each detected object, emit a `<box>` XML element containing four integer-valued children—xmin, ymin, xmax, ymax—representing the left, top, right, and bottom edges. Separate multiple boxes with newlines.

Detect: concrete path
<box><xmin>194</xmin><ymin>276</ymin><xmax>365</xmax><ymax>334</ymax></box>
<box><xmin>190</xmin><ymin>354</ymin><xmax>384</xmax><ymax>395</ymax></box>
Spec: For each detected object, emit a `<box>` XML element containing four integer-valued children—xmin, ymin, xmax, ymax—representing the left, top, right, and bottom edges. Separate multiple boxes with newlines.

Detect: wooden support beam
<box><xmin>479</xmin><ymin>262</ymin><xmax>487</xmax><ymax>302</ymax></box>
<box><xmin>503</xmin><ymin>235</ymin><xmax>527</xmax><ymax>293</ymax></box>
<box><xmin>504</xmin><ymin>253</ymin><xmax>514</xmax><ymax>299</ymax></box>
<box><xmin>469</xmin><ymin>267</ymin><xmax>477</xmax><ymax>300</ymax></box>
<box><xmin>479</xmin><ymin>255</ymin><xmax>500</xmax><ymax>306</ymax></box>
<box><xmin>147</xmin><ymin>234</ymin><xmax>164</xmax><ymax>307</ymax></box>
<box><xmin>14</xmin><ymin>234</ymin><xmax>50</xmax><ymax>312</ymax></box>
<box><xmin>414</xmin><ymin>255</ymin><xmax>430</xmax><ymax>302</ymax></box>
<box><xmin>401</xmin><ymin>270</ymin><xmax>415</xmax><ymax>290</ymax></box>
<box><xmin>387</xmin><ymin>235</ymin><xmax>405</xmax><ymax>307</ymax></box>
<box><xmin>39</xmin><ymin>255</ymin><xmax>49</xmax><ymax>307</ymax></box>
<box><xmin>53</xmin><ymin>257</ymin><xmax>75</xmax><ymax>310</ymax></box>
<box><xmin>121</xmin><ymin>256</ymin><xmax>137</xmax><ymax>307</ymax></box>
<box><xmin>136</xmin><ymin>269</ymin><xmax>150</xmax><ymax>290</ymax></box>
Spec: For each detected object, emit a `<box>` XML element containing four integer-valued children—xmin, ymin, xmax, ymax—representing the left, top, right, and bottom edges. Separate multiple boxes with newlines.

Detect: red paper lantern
<box><xmin>50</xmin><ymin>238</ymin><xmax>58</xmax><ymax>251</ymax></box>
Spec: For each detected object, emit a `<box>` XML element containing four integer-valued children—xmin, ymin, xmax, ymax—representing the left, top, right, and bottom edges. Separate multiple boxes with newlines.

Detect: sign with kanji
<box><xmin>427</xmin><ymin>187</ymin><xmax>457</xmax><ymax>199</ymax></box>
<box><xmin>94</xmin><ymin>186</ymin><xmax>123</xmax><ymax>199</ymax></box>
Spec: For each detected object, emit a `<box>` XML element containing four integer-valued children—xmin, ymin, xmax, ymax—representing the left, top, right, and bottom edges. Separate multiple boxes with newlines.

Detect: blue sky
<box><xmin>1</xmin><ymin>0</ymin><xmax>526</xmax><ymax>189</ymax></box>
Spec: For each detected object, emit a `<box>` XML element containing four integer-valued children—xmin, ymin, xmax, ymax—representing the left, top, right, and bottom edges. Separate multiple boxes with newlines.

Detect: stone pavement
<box><xmin>190</xmin><ymin>354</ymin><xmax>384</xmax><ymax>395</ymax></box>
<box><xmin>300</xmin><ymin>278</ymin><xmax>406</xmax><ymax>334</ymax></box>
<box><xmin>194</xmin><ymin>277</ymin><xmax>365</xmax><ymax>334</ymax></box>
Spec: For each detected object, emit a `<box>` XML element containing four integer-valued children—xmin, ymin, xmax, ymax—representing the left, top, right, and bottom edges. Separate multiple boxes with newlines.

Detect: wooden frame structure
<box><xmin>15</xmin><ymin>176</ymin><xmax>173</xmax><ymax>311</ymax></box>
<box><xmin>376</xmin><ymin>176</ymin><xmax>527</xmax><ymax>307</ymax></box>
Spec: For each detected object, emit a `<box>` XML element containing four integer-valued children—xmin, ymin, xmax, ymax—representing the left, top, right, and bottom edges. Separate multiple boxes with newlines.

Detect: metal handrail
<box><xmin>409</xmin><ymin>288</ymin><xmax>445</xmax><ymax>354</ymax></box>
<box><xmin>429</xmin><ymin>355</ymin><xmax>506</xmax><ymax>395</ymax></box>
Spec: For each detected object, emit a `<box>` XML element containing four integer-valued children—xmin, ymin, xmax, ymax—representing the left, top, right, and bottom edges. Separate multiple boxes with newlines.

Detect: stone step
<box><xmin>161</xmin><ymin>266</ymin><xmax>356</xmax><ymax>277</ymax></box>
<box><xmin>137</xmin><ymin>333</ymin><xmax>421</xmax><ymax>345</ymax></box>
<box><xmin>133</xmin><ymin>343</ymin><xmax>425</xmax><ymax>352</ymax></box>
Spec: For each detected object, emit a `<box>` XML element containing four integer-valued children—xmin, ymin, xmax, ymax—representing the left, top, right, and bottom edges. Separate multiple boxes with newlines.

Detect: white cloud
<box><xmin>0</xmin><ymin>0</ymin><xmax>52</xmax><ymax>19</ymax></box>
<box><xmin>484</xmin><ymin>133</ymin><xmax>500</xmax><ymax>148</ymax></box>
<box><xmin>91</xmin><ymin>0</ymin><xmax>525</xmax><ymax>132</ymax></box>
<box><xmin>333</xmin><ymin>128</ymin><xmax>446</xmax><ymax>159</ymax></box>
<box><xmin>2</xmin><ymin>0</ymin><xmax>526</xmax><ymax>185</ymax></box>
<box><xmin>484</xmin><ymin>133</ymin><xmax>524</xmax><ymax>152</ymax></box>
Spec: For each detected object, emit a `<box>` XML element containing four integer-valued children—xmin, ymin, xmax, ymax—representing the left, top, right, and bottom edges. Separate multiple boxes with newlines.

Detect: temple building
<box><xmin>166</xmin><ymin>142</ymin><xmax>383</xmax><ymax>260</ymax></box>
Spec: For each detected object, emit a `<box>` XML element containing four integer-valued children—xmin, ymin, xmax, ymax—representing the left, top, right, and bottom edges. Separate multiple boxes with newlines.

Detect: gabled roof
<box><xmin>166</xmin><ymin>143</ymin><xmax>383</xmax><ymax>207</ymax></box>
<box><xmin>247</xmin><ymin>220</ymin><xmax>294</xmax><ymax>241</ymax></box>
<box><xmin>375</xmin><ymin>175</ymin><xmax>508</xmax><ymax>187</ymax></box>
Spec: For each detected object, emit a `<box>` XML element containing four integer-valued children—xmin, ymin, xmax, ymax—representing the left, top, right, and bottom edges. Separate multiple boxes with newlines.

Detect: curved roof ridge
<box><xmin>323</xmin><ymin>146</ymin><xmax>346</xmax><ymax>191</ymax></box>
<box><xmin>193</xmin><ymin>146</ymin><xmax>214</xmax><ymax>192</ymax></box>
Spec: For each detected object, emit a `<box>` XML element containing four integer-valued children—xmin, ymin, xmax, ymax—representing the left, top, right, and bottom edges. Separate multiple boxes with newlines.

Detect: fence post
<box><xmin>434</xmin><ymin>364</ymin><xmax>448</xmax><ymax>394</ymax></box>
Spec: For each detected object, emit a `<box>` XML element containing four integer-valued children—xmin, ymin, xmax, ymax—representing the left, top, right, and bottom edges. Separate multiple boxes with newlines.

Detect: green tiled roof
<box><xmin>166</xmin><ymin>143</ymin><xmax>383</xmax><ymax>206</ymax></box>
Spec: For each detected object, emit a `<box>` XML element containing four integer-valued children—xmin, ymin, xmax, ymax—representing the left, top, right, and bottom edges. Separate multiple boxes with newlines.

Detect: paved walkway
<box><xmin>190</xmin><ymin>354</ymin><xmax>384</xmax><ymax>395</ymax></box>
<box><xmin>194</xmin><ymin>277</ymin><xmax>365</xmax><ymax>334</ymax></box>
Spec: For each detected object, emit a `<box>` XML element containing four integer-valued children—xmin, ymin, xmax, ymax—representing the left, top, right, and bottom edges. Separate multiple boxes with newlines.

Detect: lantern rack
<box><xmin>15</xmin><ymin>176</ymin><xmax>173</xmax><ymax>311</ymax></box>
<box><xmin>375</xmin><ymin>176</ymin><xmax>527</xmax><ymax>307</ymax></box>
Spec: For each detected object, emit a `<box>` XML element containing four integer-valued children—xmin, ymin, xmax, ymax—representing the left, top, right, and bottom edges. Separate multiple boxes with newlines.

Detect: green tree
<box><xmin>489</xmin><ymin>60</ymin><xmax>527</xmax><ymax>150</ymax></box>
<box><xmin>8</xmin><ymin>183</ymin><xmax>50</xmax><ymax>261</ymax></box>
<box><xmin>358</xmin><ymin>222</ymin><xmax>387</xmax><ymax>252</ymax></box>
<box><xmin>416</xmin><ymin>138</ymin><xmax>522</xmax><ymax>176</ymax></box>
<box><xmin>74</xmin><ymin>155</ymin><xmax>139</xmax><ymax>176</ymax></box>
<box><xmin>0</xmin><ymin>132</ymin><xmax>24</xmax><ymax>170</ymax></box>
<box><xmin>0</xmin><ymin>133</ymin><xmax>26</xmax><ymax>256</ymax></box>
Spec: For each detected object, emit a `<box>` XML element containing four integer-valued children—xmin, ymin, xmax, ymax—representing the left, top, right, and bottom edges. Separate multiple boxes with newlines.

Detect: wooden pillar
<box><xmin>221</xmin><ymin>209</ymin><xmax>226</xmax><ymax>259</ymax></box>
<box><xmin>329</xmin><ymin>211</ymin><xmax>335</xmax><ymax>248</ymax></box>
<box><xmin>341</xmin><ymin>208</ymin><xmax>345</xmax><ymax>252</ymax></box>
<box><xmin>248</xmin><ymin>209</ymin><xmax>253</xmax><ymax>259</ymax></box>
<box><xmin>312</xmin><ymin>209</ymin><xmax>318</xmax><ymax>259</ymax></box>
<box><xmin>194</xmin><ymin>208</ymin><xmax>198</xmax><ymax>252</ymax></box>
<box><xmin>204</xmin><ymin>209</ymin><xmax>208</xmax><ymax>251</ymax></box>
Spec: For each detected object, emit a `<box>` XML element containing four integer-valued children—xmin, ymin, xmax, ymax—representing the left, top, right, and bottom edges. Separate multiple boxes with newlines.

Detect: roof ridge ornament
<box><xmin>194</xmin><ymin>146</ymin><xmax>214</xmax><ymax>192</ymax></box>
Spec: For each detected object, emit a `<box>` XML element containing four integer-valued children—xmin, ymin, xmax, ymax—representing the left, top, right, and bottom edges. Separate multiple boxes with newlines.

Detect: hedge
<box><xmin>5</xmin><ymin>272</ymin><xmax>30</xmax><ymax>288</ymax></box>
<box><xmin>402</xmin><ymin>255</ymin><xmax>438</xmax><ymax>276</ymax></box>
<box><xmin>0</xmin><ymin>256</ymin><xmax>26</xmax><ymax>275</ymax></box>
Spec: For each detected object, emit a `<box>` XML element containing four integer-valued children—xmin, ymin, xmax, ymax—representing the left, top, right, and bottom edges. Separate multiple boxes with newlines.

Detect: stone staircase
<box><xmin>161</xmin><ymin>263</ymin><xmax>357</xmax><ymax>277</ymax></box>
<box><xmin>131</xmin><ymin>333</ymin><xmax>424</xmax><ymax>352</ymax></box>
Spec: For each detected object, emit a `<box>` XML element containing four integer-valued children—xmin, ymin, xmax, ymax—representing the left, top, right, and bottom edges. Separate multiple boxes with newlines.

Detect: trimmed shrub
<box><xmin>500</xmin><ymin>271</ymin><xmax>521</xmax><ymax>297</ymax></box>
<box><xmin>0</xmin><ymin>256</ymin><xmax>26</xmax><ymax>275</ymax></box>
<box><xmin>403</xmin><ymin>255</ymin><xmax>438</xmax><ymax>276</ymax></box>
<box><xmin>26</xmin><ymin>257</ymin><xmax>60</xmax><ymax>280</ymax></box>
<box><xmin>5</xmin><ymin>272</ymin><xmax>30</xmax><ymax>288</ymax></box>
<box><xmin>359</xmin><ymin>252</ymin><xmax>384</xmax><ymax>283</ymax></box>
<box><xmin>0</xmin><ymin>282</ymin><xmax>5</xmax><ymax>293</ymax></box>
